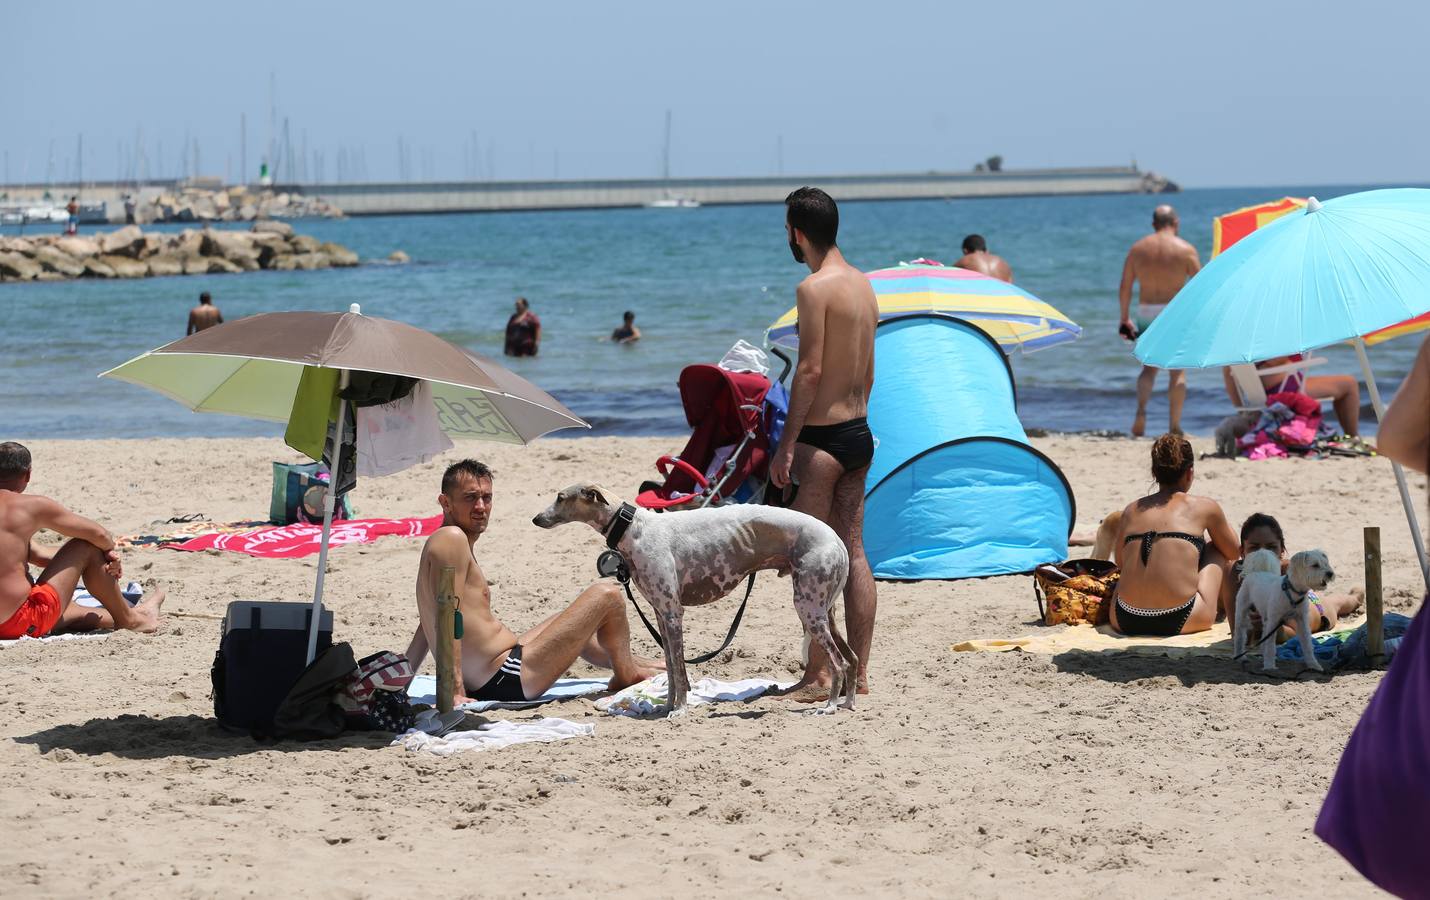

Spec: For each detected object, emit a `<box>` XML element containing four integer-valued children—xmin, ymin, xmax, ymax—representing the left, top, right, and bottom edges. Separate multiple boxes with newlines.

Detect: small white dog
<box><xmin>1233</xmin><ymin>548</ymin><xmax>1335</xmax><ymax>673</ymax></box>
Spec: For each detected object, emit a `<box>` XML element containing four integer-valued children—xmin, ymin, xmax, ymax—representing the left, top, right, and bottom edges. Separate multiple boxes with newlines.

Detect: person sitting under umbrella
<box><xmin>404</xmin><ymin>460</ymin><xmax>662</xmax><ymax>706</ymax></box>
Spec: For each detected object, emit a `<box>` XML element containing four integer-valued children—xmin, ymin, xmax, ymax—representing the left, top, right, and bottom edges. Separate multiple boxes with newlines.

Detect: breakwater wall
<box><xmin>281</xmin><ymin>166</ymin><xmax>1173</xmax><ymax>216</ymax></box>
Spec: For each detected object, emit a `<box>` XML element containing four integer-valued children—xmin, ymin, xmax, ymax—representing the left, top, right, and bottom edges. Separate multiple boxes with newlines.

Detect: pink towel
<box><xmin>165</xmin><ymin>515</ymin><xmax>443</xmax><ymax>558</ymax></box>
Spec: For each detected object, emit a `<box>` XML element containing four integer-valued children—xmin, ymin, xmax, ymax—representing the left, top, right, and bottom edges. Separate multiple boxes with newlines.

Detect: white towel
<box><xmin>354</xmin><ymin>382</ymin><xmax>454</xmax><ymax>477</ymax></box>
<box><xmin>596</xmin><ymin>673</ymin><xmax>792</xmax><ymax>717</ymax></box>
<box><xmin>407</xmin><ymin>674</ymin><xmax>609</xmax><ymax>712</ymax></box>
<box><xmin>394</xmin><ymin>717</ymin><xmax>593</xmax><ymax>756</ymax></box>
<box><xmin>0</xmin><ymin>632</ymin><xmax>109</xmax><ymax>648</ymax></box>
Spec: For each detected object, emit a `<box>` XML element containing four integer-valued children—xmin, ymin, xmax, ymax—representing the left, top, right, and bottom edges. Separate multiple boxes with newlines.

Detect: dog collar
<box><xmin>1281</xmin><ymin>575</ymin><xmax>1308</xmax><ymax>606</ymax></box>
<box><xmin>603</xmin><ymin>502</ymin><xmax>637</xmax><ymax>550</ymax></box>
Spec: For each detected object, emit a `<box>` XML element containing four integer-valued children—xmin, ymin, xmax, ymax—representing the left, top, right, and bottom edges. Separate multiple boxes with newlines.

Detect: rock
<box><xmin>288</xmin><ymin>234</ymin><xmax>321</xmax><ymax>254</ymax></box>
<box><xmin>296</xmin><ymin>252</ymin><xmax>332</xmax><ymax>270</ymax></box>
<box><xmin>182</xmin><ymin>257</ymin><xmax>210</xmax><ymax>276</ymax></box>
<box><xmin>189</xmin><ymin>195</ymin><xmax>219</xmax><ymax>221</ymax></box>
<box><xmin>251</xmin><ymin>220</ymin><xmax>294</xmax><ymax>238</ymax></box>
<box><xmin>145</xmin><ymin>255</ymin><xmax>184</xmax><ymax>277</ymax></box>
<box><xmin>319</xmin><ymin>242</ymin><xmax>359</xmax><ymax>267</ymax></box>
<box><xmin>137</xmin><ymin>234</ymin><xmax>165</xmax><ymax>259</ymax></box>
<box><xmin>238</xmin><ymin>204</ymin><xmax>258</xmax><ymax>220</ymax></box>
<box><xmin>212</xmin><ymin>191</ymin><xmax>231</xmax><ymax>211</ymax></box>
<box><xmin>201</xmin><ymin>229</ymin><xmax>260</xmax><ymax>268</ymax></box>
<box><xmin>34</xmin><ymin>270</ymin><xmax>66</xmax><ymax>282</ymax></box>
<box><xmin>0</xmin><ymin>251</ymin><xmax>43</xmax><ymax>280</ymax></box>
<box><xmin>30</xmin><ymin>245</ymin><xmax>86</xmax><ymax>278</ymax></box>
<box><xmin>99</xmin><ymin>255</ymin><xmax>148</xmax><ymax>278</ymax></box>
<box><xmin>83</xmin><ymin>258</ymin><xmax>117</xmax><ymax>279</ymax></box>
<box><xmin>270</xmin><ymin>254</ymin><xmax>301</xmax><ymax>271</ymax></box>
<box><xmin>55</xmin><ymin>236</ymin><xmax>100</xmax><ymax>258</ymax></box>
<box><xmin>99</xmin><ymin>225</ymin><xmax>145</xmax><ymax>257</ymax></box>
<box><xmin>387</xmin><ymin>250</ymin><xmax>410</xmax><ymax>263</ymax></box>
<box><xmin>167</xmin><ymin>229</ymin><xmax>204</xmax><ymax>258</ymax></box>
<box><xmin>206</xmin><ymin>257</ymin><xmax>243</xmax><ymax>274</ymax></box>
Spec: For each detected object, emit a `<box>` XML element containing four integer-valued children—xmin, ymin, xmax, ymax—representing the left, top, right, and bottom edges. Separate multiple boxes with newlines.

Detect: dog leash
<box><xmin>598</xmin><ymin>548</ymin><xmax>755</xmax><ymax>664</ymax></box>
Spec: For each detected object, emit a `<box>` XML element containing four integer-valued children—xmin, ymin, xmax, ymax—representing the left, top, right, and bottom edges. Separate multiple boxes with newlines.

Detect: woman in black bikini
<box><xmin>1108</xmin><ymin>434</ymin><xmax>1239</xmax><ymax>636</ymax></box>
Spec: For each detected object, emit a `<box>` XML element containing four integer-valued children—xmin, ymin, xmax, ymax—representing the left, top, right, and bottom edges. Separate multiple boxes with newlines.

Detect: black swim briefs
<box><xmin>797</xmin><ymin>417</ymin><xmax>875</xmax><ymax>472</ymax></box>
<box><xmin>469</xmin><ymin>644</ymin><xmax>528</xmax><ymax>702</ymax></box>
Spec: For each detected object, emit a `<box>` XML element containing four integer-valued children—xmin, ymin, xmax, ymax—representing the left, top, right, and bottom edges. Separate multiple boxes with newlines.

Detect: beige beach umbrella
<box><xmin>102</xmin><ymin>304</ymin><xmax>588</xmax><ymax>660</ymax></box>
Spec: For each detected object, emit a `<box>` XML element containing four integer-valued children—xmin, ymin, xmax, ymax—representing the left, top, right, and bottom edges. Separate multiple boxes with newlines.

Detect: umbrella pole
<box><xmin>306</xmin><ymin>372</ymin><xmax>350</xmax><ymax>665</ymax></box>
<box><xmin>1354</xmin><ymin>339</ymin><xmax>1430</xmax><ymax>591</ymax></box>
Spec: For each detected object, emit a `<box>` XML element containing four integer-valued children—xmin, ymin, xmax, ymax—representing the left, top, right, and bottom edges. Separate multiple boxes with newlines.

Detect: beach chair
<box><xmin>635</xmin><ymin>364</ymin><xmax>788</xmax><ymax>510</ymax></box>
<box><xmin>1228</xmin><ymin>356</ymin><xmax>1330</xmax><ymax>412</ymax></box>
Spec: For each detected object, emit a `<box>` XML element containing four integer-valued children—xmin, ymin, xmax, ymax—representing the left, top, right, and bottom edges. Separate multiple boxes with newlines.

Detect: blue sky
<box><xmin>10</xmin><ymin>0</ymin><xmax>1428</xmax><ymax>188</ymax></box>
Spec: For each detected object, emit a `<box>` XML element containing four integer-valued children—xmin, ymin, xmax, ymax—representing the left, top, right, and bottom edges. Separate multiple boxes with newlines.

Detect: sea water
<box><xmin>0</xmin><ymin>184</ymin><xmax>1420</xmax><ymax>439</ymax></box>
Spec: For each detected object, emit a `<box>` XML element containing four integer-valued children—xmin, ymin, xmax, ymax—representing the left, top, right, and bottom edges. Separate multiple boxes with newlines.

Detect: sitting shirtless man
<box><xmin>770</xmin><ymin>187</ymin><xmax>879</xmax><ymax>699</ymax></box>
<box><xmin>0</xmin><ymin>442</ymin><xmax>163</xmax><ymax>639</ymax></box>
<box><xmin>405</xmin><ymin>459</ymin><xmax>661</xmax><ymax>707</ymax></box>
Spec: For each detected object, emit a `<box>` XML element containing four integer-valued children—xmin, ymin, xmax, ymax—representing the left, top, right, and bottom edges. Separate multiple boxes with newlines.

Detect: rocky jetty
<box><xmin>0</xmin><ymin>223</ymin><xmax>363</xmax><ymax>282</ymax></box>
<box><xmin>136</xmin><ymin>186</ymin><xmax>342</xmax><ymax>224</ymax></box>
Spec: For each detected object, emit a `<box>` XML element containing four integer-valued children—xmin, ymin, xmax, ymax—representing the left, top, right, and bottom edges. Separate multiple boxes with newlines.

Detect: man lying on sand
<box><xmin>404</xmin><ymin>460</ymin><xmax>662</xmax><ymax>707</ymax></box>
<box><xmin>0</xmin><ymin>442</ymin><xmax>164</xmax><ymax>639</ymax></box>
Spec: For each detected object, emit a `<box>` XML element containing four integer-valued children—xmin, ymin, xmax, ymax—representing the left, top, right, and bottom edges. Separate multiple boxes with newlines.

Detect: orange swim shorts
<box><xmin>0</xmin><ymin>583</ymin><xmax>63</xmax><ymax>640</ymax></box>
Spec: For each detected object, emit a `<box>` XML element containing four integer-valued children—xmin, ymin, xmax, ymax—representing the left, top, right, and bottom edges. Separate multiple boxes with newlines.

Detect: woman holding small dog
<box><xmin>1108</xmin><ymin>434</ymin><xmax>1240</xmax><ymax>636</ymax></box>
<box><xmin>1221</xmin><ymin>512</ymin><xmax>1363</xmax><ymax>640</ymax></box>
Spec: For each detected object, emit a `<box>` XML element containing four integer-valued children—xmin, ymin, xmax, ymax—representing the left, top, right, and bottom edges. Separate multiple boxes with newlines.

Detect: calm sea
<box><xmin>1</xmin><ymin>185</ymin><xmax>1420</xmax><ymax>440</ymax></box>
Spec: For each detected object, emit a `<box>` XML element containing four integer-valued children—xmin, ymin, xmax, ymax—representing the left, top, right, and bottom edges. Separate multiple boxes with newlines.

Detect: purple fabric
<box><xmin>1316</xmin><ymin>599</ymin><xmax>1430</xmax><ymax>898</ymax></box>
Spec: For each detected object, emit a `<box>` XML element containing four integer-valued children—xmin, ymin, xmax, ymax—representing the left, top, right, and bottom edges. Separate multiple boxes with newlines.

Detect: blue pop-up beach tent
<box><xmin>863</xmin><ymin>314</ymin><xmax>1075</xmax><ymax>580</ymax></box>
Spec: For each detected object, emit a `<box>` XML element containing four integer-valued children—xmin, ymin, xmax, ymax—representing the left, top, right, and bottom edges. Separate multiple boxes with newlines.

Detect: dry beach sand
<box><xmin>1</xmin><ymin>434</ymin><xmax>1424</xmax><ymax>898</ymax></box>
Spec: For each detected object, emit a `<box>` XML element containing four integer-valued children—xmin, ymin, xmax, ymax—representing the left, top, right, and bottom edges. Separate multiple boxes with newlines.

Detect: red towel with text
<box><xmin>165</xmin><ymin>515</ymin><xmax>443</xmax><ymax>558</ymax></box>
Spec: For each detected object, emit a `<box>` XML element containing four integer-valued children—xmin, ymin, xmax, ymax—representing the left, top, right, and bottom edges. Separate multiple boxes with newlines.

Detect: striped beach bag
<box><xmin>338</xmin><ymin>651</ymin><xmax>416</xmax><ymax>732</ymax></box>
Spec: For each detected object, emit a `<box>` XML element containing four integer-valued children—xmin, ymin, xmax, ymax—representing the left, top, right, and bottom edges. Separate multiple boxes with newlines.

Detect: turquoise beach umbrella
<box><xmin>1134</xmin><ymin>188</ymin><xmax>1430</xmax><ymax>588</ymax></box>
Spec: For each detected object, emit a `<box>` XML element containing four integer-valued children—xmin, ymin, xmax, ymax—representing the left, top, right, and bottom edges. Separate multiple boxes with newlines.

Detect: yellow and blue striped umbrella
<box><xmin>764</xmin><ymin>263</ymin><xmax>1080</xmax><ymax>354</ymax></box>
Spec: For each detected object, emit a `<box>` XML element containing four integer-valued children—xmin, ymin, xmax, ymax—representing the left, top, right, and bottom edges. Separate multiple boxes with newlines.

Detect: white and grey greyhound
<box><xmin>532</xmin><ymin>483</ymin><xmax>857</xmax><ymax>716</ymax></box>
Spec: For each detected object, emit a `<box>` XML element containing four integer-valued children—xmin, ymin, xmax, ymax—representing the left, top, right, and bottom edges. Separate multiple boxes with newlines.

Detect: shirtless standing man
<box><xmin>404</xmin><ymin>460</ymin><xmax>661</xmax><ymax>707</ymax></box>
<box><xmin>769</xmin><ymin>187</ymin><xmax>879</xmax><ymax>697</ymax></box>
<box><xmin>954</xmin><ymin>234</ymin><xmax>1013</xmax><ymax>283</ymax></box>
<box><xmin>0</xmin><ymin>442</ymin><xmax>163</xmax><ymax>640</ymax></box>
<box><xmin>187</xmin><ymin>292</ymin><xmax>223</xmax><ymax>335</ymax></box>
<box><xmin>1118</xmin><ymin>205</ymin><xmax>1201</xmax><ymax>436</ymax></box>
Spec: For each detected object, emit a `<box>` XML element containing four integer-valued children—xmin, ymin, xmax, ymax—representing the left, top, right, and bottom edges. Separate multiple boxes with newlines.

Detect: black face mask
<box><xmin>788</xmin><ymin>237</ymin><xmax>805</xmax><ymax>264</ymax></box>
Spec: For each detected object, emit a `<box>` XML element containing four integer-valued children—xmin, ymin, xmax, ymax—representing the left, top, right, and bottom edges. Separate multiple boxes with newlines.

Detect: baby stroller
<box><xmin>635</xmin><ymin>354</ymin><xmax>791</xmax><ymax>511</ymax></box>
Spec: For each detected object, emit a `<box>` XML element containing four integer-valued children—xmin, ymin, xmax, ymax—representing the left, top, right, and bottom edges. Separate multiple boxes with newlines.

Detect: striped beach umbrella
<box><xmin>1213</xmin><ymin>197</ymin><xmax>1430</xmax><ymax>347</ymax></box>
<box><xmin>764</xmin><ymin>264</ymin><xmax>1080</xmax><ymax>354</ymax></box>
<box><xmin>1212</xmin><ymin>197</ymin><xmax>1307</xmax><ymax>257</ymax></box>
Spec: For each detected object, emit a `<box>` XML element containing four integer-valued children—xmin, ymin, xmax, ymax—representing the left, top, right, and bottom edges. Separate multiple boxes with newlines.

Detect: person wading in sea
<box><xmin>1118</xmin><ymin>204</ymin><xmax>1201</xmax><ymax>437</ymax></box>
<box><xmin>953</xmin><ymin>234</ymin><xmax>1013</xmax><ymax>283</ymax></box>
<box><xmin>187</xmin><ymin>292</ymin><xmax>223</xmax><ymax>335</ymax></box>
<box><xmin>769</xmin><ymin>186</ymin><xmax>879</xmax><ymax>701</ymax></box>
<box><xmin>504</xmin><ymin>297</ymin><xmax>541</xmax><ymax>357</ymax></box>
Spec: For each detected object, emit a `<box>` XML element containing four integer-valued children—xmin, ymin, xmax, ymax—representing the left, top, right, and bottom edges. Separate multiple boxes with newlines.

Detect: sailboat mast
<box><xmin>662</xmin><ymin>109</ymin><xmax>671</xmax><ymax>184</ymax></box>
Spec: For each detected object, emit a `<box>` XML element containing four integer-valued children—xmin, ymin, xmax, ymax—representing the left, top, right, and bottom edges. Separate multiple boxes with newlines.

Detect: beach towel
<box><xmin>952</xmin><ymin>616</ymin><xmax>1367</xmax><ymax>658</ymax></box>
<box><xmin>394</xmin><ymin>717</ymin><xmax>593</xmax><ymax>756</ymax></box>
<box><xmin>596</xmin><ymin>673</ymin><xmax>792</xmax><ymax>717</ymax></box>
<box><xmin>1276</xmin><ymin>614</ymin><xmax>1413</xmax><ymax>670</ymax></box>
<box><xmin>1317</xmin><ymin>600</ymin><xmax>1430</xmax><ymax>898</ymax></box>
<box><xmin>164</xmin><ymin>514</ymin><xmax>442</xmax><ymax>558</ymax></box>
<box><xmin>408</xmin><ymin>674</ymin><xmax>609</xmax><ymax>712</ymax></box>
<box><xmin>117</xmin><ymin>519</ymin><xmax>269</xmax><ymax>549</ymax></box>
<box><xmin>0</xmin><ymin>631</ymin><xmax>109</xmax><ymax>649</ymax></box>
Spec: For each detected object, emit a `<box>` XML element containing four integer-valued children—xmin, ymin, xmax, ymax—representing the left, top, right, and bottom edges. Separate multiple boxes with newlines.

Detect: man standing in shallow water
<box><xmin>769</xmin><ymin>187</ymin><xmax>879</xmax><ymax>699</ymax></box>
<box><xmin>1119</xmin><ymin>204</ymin><xmax>1201</xmax><ymax>436</ymax></box>
<box><xmin>187</xmin><ymin>292</ymin><xmax>223</xmax><ymax>335</ymax></box>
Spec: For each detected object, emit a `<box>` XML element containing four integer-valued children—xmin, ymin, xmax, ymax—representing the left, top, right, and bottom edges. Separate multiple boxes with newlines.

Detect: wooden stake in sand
<box><xmin>1364</xmin><ymin>527</ymin><xmax>1385</xmax><ymax>664</ymax></box>
<box><xmin>435</xmin><ymin>566</ymin><xmax>458</xmax><ymax>714</ymax></box>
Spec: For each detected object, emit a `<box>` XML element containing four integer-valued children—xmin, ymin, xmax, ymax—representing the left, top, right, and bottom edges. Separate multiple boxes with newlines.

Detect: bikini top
<box><xmin>1123</xmin><ymin>530</ymin><xmax>1206</xmax><ymax>566</ymax></box>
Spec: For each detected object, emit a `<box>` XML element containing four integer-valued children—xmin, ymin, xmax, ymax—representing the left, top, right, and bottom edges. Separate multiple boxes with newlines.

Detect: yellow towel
<box><xmin>952</xmin><ymin>616</ymin><xmax>1367</xmax><ymax>658</ymax></box>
